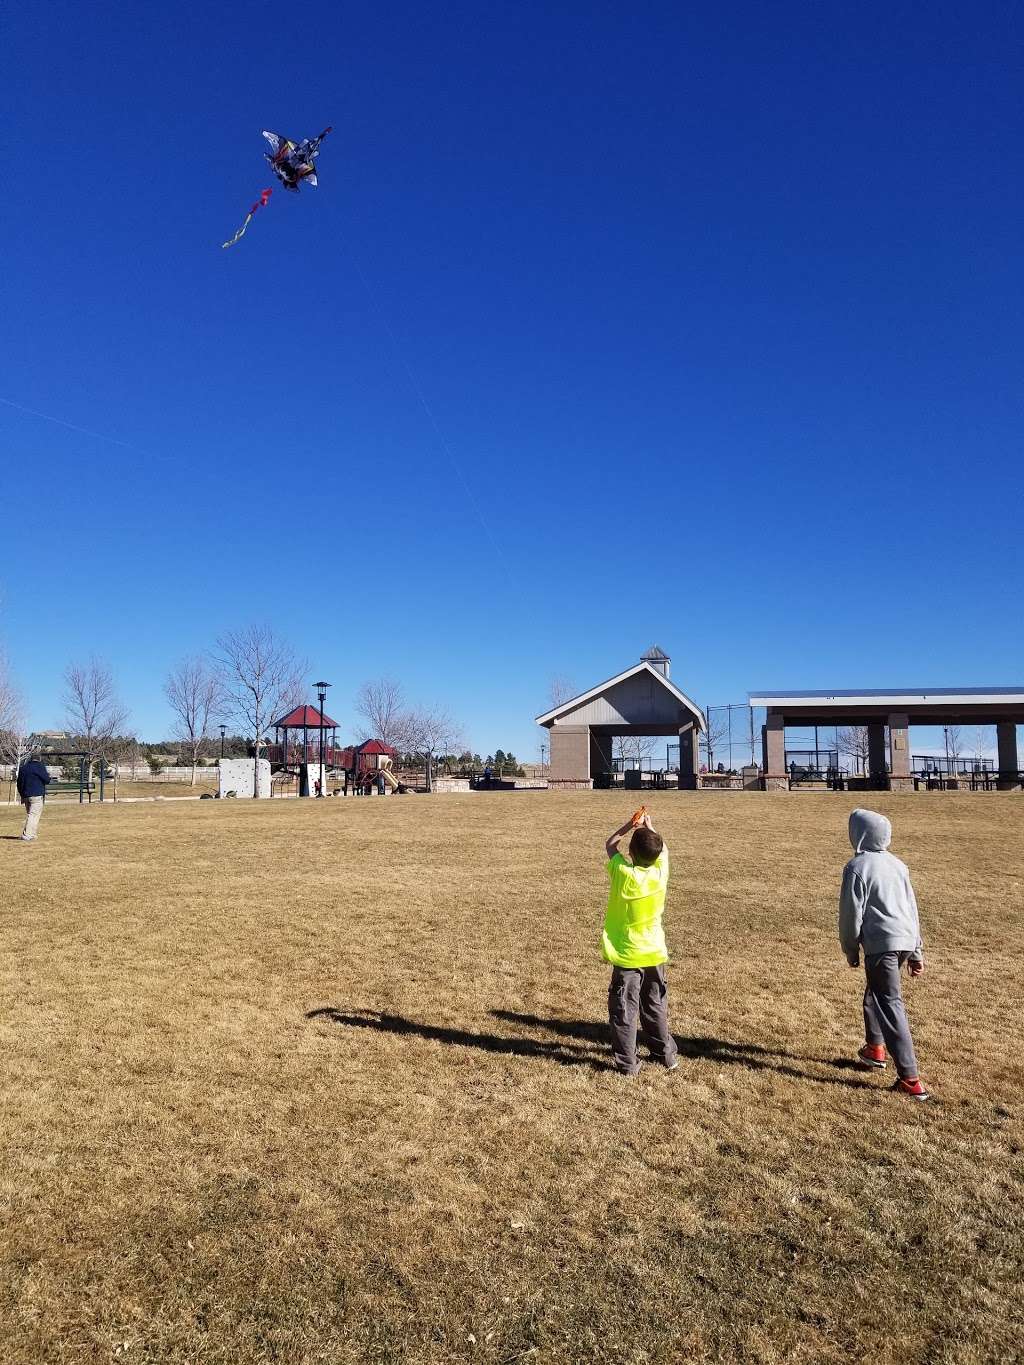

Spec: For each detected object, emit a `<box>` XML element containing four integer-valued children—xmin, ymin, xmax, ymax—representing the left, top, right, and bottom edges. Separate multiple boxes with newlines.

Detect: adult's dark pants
<box><xmin>608</xmin><ymin>964</ymin><xmax>678</xmax><ymax>1074</ymax></box>
<box><xmin>863</xmin><ymin>950</ymin><xmax>920</xmax><ymax>1079</ymax></box>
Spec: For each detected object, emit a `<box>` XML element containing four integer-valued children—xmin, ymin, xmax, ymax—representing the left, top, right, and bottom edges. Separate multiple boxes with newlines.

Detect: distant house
<box><xmin>28</xmin><ymin>731</ymin><xmax>67</xmax><ymax>750</ymax></box>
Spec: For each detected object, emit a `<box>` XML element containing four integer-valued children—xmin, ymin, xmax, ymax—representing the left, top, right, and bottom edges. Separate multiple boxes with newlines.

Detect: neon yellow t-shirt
<box><xmin>601</xmin><ymin>847</ymin><xmax>670</xmax><ymax>968</ymax></box>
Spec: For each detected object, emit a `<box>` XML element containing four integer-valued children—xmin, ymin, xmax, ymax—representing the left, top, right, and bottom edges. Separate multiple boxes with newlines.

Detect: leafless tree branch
<box><xmin>164</xmin><ymin>657</ymin><xmax>225</xmax><ymax>786</ymax></box>
<box><xmin>62</xmin><ymin>658</ymin><xmax>129</xmax><ymax>765</ymax></box>
<box><xmin>213</xmin><ymin>626</ymin><xmax>305</xmax><ymax>796</ymax></box>
<box><xmin>354</xmin><ymin>678</ymin><xmax>419</xmax><ymax>751</ymax></box>
<box><xmin>548</xmin><ymin>675</ymin><xmax>577</xmax><ymax>709</ymax></box>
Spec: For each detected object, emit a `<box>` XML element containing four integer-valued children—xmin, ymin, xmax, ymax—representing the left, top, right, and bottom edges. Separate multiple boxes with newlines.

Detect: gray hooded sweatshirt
<box><xmin>838</xmin><ymin>809</ymin><xmax>924</xmax><ymax>966</ymax></box>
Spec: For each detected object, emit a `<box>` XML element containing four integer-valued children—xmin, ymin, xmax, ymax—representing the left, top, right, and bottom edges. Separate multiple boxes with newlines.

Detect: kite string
<box><xmin>342</xmin><ymin>241</ymin><xmax>514</xmax><ymax>580</ymax></box>
<box><xmin>0</xmin><ymin>395</ymin><xmax>162</xmax><ymax>463</ymax></box>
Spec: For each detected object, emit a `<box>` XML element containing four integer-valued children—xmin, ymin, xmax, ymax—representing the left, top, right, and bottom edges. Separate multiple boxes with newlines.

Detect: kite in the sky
<box><xmin>222</xmin><ymin>126</ymin><xmax>333</xmax><ymax>248</ymax></box>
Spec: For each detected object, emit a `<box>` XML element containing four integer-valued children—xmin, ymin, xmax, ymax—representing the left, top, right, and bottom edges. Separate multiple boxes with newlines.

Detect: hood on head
<box><xmin>849</xmin><ymin>808</ymin><xmax>891</xmax><ymax>853</ymax></box>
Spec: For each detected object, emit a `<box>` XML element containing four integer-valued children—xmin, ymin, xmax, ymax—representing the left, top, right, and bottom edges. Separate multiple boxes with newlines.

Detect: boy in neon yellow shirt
<box><xmin>603</xmin><ymin>809</ymin><xmax>679</xmax><ymax>1076</ymax></box>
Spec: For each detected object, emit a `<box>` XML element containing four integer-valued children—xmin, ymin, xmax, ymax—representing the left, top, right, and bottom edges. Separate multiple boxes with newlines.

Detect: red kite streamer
<box><xmin>222</xmin><ymin>188</ymin><xmax>273</xmax><ymax>249</ymax></box>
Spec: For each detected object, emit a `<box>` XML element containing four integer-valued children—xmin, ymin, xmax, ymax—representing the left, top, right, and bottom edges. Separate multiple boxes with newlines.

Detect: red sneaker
<box><xmin>892</xmin><ymin>1076</ymin><xmax>930</xmax><ymax>1102</ymax></box>
<box><xmin>856</xmin><ymin>1043</ymin><xmax>887</xmax><ymax>1070</ymax></box>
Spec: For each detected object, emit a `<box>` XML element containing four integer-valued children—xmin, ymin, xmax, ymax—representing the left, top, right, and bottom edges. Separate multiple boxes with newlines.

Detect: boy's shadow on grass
<box><xmin>490</xmin><ymin>1012</ymin><xmax>874</xmax><ymax>1090</ymax></box>
<box><xmin>306</xmin><ymin>1007</ymin><xmax>609</xmax><ymax>1071</ymax></box>
<box><xmin>307</xmin><ymin>1008</ymin><xmax>872</xmax><ymax>1088</ymax></box>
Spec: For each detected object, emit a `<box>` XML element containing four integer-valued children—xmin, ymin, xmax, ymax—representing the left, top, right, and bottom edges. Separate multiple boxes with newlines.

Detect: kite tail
<box><xmin>221</xmin><ymin>188</ymin><xmax>273</xmax><ymax>248</ymax></box>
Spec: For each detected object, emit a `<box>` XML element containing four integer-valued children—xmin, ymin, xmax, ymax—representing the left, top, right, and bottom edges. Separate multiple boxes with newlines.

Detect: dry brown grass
<box><xmin>2</xmin><ymin>792</ymin><xmax>1022</xmax><ymax>1364</ymax></box>
<box><xmin>104</xmin><ymin>782</ymin><xmax>216</xmax><ymax>801</ymax></box>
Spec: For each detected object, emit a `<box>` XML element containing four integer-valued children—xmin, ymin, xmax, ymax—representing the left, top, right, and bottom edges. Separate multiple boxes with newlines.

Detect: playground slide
<box><xmin>379</xmin><ymin>767</ymin><xmax>401</xmax><ymax>791</ymax></box>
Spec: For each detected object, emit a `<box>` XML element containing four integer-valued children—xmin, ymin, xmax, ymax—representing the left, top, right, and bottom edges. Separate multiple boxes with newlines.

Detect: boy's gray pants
<box><xmin>863</xmin><ymin>951</ymin><xmax>919</xmax><ymax>1079</ymax></box>
<box><xmin>608</xmin><ymin>964</ymin><xmax>678</xmax><ymax>1074</ymax></box>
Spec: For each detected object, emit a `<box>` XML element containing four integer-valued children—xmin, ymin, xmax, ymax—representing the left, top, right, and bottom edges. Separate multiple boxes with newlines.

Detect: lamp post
<box><xmin>219</xmin><ymin>724</ymin><xmax>226</xmax><ymax>758</ymax></box>
<box><xmin>314</xmin><ymin>681</ymin><xmax>331</xmax><ymax>797</ymax></box>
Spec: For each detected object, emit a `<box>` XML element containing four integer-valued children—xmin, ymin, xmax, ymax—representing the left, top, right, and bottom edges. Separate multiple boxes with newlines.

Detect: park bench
<box><xmin>46</xmin><ymin>780</ymin><xmax>95</xmax><ymax>802</ymax></box>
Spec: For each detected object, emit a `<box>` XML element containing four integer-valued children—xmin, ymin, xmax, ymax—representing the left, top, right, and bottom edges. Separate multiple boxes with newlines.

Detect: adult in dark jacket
<box><xmin>16</xmin><ymin>754</ymin><xmax>51</xmax><ymax>841</ymax></box>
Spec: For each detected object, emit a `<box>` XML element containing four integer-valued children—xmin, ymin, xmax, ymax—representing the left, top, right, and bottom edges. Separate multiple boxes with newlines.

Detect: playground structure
<box><xmin>266</xmin><ymin>704</ymin><xmax>345</xmax><ymax>794</ymax></box>
<box><xmin>334</xmin><ymin>740</ymin><xmax>410</xmax><ymax>795</ymax></box>
<box><xmin>263</xmin><ymin>711</ymin><xmax>411</xmax><ymax>797</ymax></box>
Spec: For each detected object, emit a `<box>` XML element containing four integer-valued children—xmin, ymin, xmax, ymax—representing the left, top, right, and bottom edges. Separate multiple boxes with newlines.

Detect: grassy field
<box><xmin>2</xmin><ymin>792</ymin><xmax>1022</xmax><ymax>1364</ymax></box>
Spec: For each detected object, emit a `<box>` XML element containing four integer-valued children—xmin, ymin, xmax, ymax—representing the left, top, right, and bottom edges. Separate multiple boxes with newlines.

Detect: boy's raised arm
<box><xmin>605</xmin><ymin>817</ymin><xmax>635</xmax><ymax>860</ymax></box>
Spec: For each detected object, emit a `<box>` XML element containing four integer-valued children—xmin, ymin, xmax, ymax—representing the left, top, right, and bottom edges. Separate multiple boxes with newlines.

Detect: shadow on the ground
<box><xmin>308</xmin><ymin>1006</ymin><xmax>874</xmax><ymax>1088</ymax></box>
<box><xmin>490</xmin><ymin>1011</ymin><xmax>875</xmax><ymax>1090</ymax></box>
<box><xmin>306</xmin><ymin>1007</ymin><xmax>610</xmax><ymax>1071</ymax></box>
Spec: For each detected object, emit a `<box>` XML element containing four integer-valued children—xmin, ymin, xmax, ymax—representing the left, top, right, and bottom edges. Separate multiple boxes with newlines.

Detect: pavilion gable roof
<box><xmin>535</xmin><ymin>661</ymin><xmax>705</xmax><ymax>730</ymax></box>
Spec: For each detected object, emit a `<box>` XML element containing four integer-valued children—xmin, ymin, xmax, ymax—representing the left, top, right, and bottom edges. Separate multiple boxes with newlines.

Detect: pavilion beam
<box><xmin>761</xmin><ymin>711</ymin><xmax>787</xmax><ymax>791</ymax></box>
<box><xmin>888</xmin><ymin>712</ymin><xmax>912</xmax><ymax>792</ymax></box>
<box><xmin>997</xmin><ymin>722</ymin><xmax>1021</xmax><ymax>791</ymax></box>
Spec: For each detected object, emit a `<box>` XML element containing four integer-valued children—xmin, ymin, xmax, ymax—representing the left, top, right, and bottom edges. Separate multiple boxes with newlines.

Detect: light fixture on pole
<box><xmin>314</xmin><ymin>681</ymin><xmax>331</xmax><ymax>797</ymax></box>
<box><xmin>219</xmin><ymin>724</ymin><xmax>227</xmax><ymax>758</ymax></box>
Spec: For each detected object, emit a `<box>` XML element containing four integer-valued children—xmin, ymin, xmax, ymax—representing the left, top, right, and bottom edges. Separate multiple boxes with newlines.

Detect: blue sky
<box><xmin>3</xmin><ymin>2</ymin><xmax>1022</xmax><ymax>759</ymax></box>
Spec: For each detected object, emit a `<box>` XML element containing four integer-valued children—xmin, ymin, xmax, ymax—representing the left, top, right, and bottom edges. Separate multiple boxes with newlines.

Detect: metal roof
<box><xmin>749</xmin><ymin>687</ymin><xmax>1024</xmax><ymax>707</ymax></box>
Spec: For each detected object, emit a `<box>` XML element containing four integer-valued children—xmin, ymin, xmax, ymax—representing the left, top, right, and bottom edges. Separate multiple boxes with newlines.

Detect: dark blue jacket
<box><xmin>17</xmin><ymin>760</ymin><xmax>52</xmax><ymax>800</ymax></box>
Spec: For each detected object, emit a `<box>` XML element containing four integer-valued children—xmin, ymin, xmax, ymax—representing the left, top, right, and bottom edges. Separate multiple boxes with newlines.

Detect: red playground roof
<box><xmin>272</xmin><ymin>704</ymin><xmax>340</xmax><ymax>729</ymax></box>
<box><xmin>357</xmin><ymin>739</ymin><xmax>397</xmax><ymax>756</ymax></box>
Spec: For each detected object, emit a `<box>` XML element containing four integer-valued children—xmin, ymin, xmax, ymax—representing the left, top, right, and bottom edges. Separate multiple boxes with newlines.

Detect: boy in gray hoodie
<box><xmin>839</xmin><ymin>809</ymin><xmax>930</xmax><ymax>1101</ymax></box>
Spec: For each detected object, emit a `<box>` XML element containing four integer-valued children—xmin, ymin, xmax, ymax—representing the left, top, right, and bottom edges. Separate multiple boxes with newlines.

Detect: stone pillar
<box><xmin>677</xmin><ymin>723</ymin><xmax>699</xmax><ymax>790</ymax></box>
<box><xmin>888</xmin><ymin>712</ymin><xmax>912</xmax><ymax>792</ymax></box>
<box><xmin>997</xmin><ymin>721</ymin><xmax>1021</xmax><ymax>791</ymax></box>
<box><xmin>868</xmin><ymin>722</ymin><xmax>888</xmax><ymax>790</ymax></box>
<box><xmin>548</xmin><ymin>726</ymin><xmax>592</xmax><ymax>790</ymax></box>
<box><xmin>762</xmin><ymin>712</ymin><xmax>787</xmax><ymax>791</ymax></box>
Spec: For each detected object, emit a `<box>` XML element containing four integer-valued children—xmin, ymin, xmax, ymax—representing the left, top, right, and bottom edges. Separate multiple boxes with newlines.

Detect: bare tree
<box><xmin>548</xmin><ymin>675</ymin><xmax>577</xmax><ymax>709</ymax></box>
<box><xmin>838</xmin><ymin>725</ymin><xmax>871</xmax><ymax>776</ymax></box>
<box><xmin>613</xmin><ymin>735</ymin><xmax>656</xmax><ymax>770</ymax></box>
<box><xmin>970</xmin><ymin>726</ymin><xmax>989</xmax><ymax>771</ymax></box>
<box><xmin>214</xmin><ymin>626</ymin><xmax>305</xmax><ymax>796</ymax></box>
<box><xmin>98</xmin><ymin>731</ymin><xmax>140</xmax><ymax>801</ymax></box>
<box><xmin>164</xmin><ymin>657</ymin><xmax>224</xmax><ymax>786</ymax></box>
<box><xmin>62</xmin><ymin>658</ymin><xmax>128</xmax><ymax>772</ymax></box>
<box><xmin>407</xmin><ymin>705</ymin><xmax>464</xmax><ymax>792</ymax></box>
<box><xmin>945</xmin><ymin>725</ymin><xmax>963</xmax><ymax>772</ymax></box>
<box><xmin>699</xmin><ymin>709</ymin><xmax>730</xmax><ymax>771</ymax></box>
<box><xmin>0</xmin><ymin>654</ymin><xmax>29</xmax><ymax>799</ymax></box>
<box><xmin>0</xmin><ymin>652</ymin><xmax>20</xmax><ymax>735</ymax></box>
<box><xmin>354</xmin><ymin>678</ymin><xmax>417</xmax><ymax>750</ymax></box>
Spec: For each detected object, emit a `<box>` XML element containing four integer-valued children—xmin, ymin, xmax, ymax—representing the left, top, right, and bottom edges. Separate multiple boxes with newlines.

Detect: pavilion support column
<box><xmin>589</xmin><ymin>732</ymin><xmax>613</xmax><ymax>784</ymax></box>
<box><xmin>548</xmin><ymin>726</ymin><xmax>592</xmax><ymax>791</ymax></box>
<box><xmin>868</xmin><ymin>722</ymin><xmax>888</xmax><ymax>790</ymax></box>
<box><xmin>996</xmin><ymin>722</ymin><xmax>1021</xmax><ymax>791</ymax></box>
<box><xmin>762</xmin><ymin>711</ymin><xmax>787</xmax><ymax>791</ymax></box>
<box><xmin>888</xmin><ymin>712</ymin><xmax>913</xmax><ymax>792</ymax></box>
<box><xmin>677</xmin><ymin>723</ymin><xmax>699</xmax><ymax>790</ymax></box>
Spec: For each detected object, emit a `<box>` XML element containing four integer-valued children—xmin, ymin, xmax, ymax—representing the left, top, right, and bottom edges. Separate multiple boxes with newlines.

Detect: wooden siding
<box><xmin>552</xmin><ymin>670</ymin><xmax>700</xmax><ymax>728</ymax></box>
